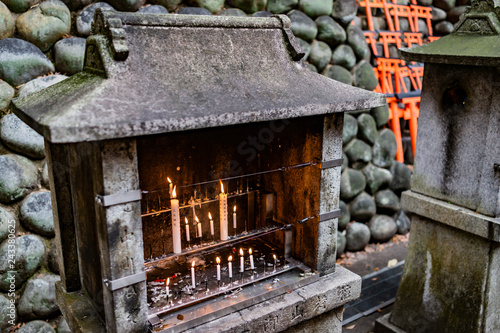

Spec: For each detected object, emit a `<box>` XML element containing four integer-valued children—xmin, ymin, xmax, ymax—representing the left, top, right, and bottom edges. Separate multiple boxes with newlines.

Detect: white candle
<box><xmin>171</xmin><ymin>186</ymin><xmax>181</xmax><ymax>254</ymax></box>
<box><xmin>273</xmin><ymin>254</ymin><xmax>277</xmax><ymax>271</ymax></box>
<box><xmin>216</xmin><ymin>257</ymin><xmax>221</xmax><ymax>281</ymax></box>
<box><xmin>191</xmin><ymin>261</ymin><xmax>196</xmax><ymax>289</ymax></box>
<box><xmin>219</xmin><ymin>181</ymin><xmax>228</xmax><ymax>240</ymax></box>
<box><xmin>185</xmin><ymin>217</ymin><xmax>190</xmax><ymax>242</ymax></box>
<box><xmin>249</xmin><ymin>248</ymin><xmax>254</xmax><ymax>270</ymax></box>
<box><xmin>228</xmin><ymin>256</ymin><xmax>233</xmax><ymax>278</ymax></box>
<box><xmin>233</xmin><ymin>206</ymin><xmax>237</xmax><ymax>229</ymax></box>
<box><xmin>196</xmin><ymin>216</ymin><xmax>202</xmax><ymax>239</ymax></box>
<box><xmin>166</xmin><ymin>277</ymin><xmax>170</xmax><ymax>295</ymax></box>
<box><xmin>209</xmin><ymin>212</ymin><xmax>214</xmax><ymax>236</ymax></box>
<box><xmin>239</xmin><ymin>248</ymin><xmax>244</xmax><ymax>273</ymax></box>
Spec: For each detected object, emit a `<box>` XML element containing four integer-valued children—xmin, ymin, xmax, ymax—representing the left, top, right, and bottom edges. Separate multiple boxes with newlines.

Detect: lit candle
<box><xmin>249</xmin><ymin>248</ymin><xmax>255</xmax><ymax>270</ymax></box>
<box><xmin>219</xmin><ymin>181</ymin><xmax>228</xmax><ymax>240</ymax></box>
<box><xmin>171</xmin><ymin>186</ymin><xmax>181</xmax><ymax>254</ymax></box>
<box><xmin>167</xmin><ymin>177</ymin><xmax>173</xmax><ymax>196</ymax></box>
<box><xmin>209</xmin><ymin>212</ymin><xmax>214</xmax><ymax>236</ymax></box>
<box><xmin>233</xmin><ymin>206</ymin><xmax>237</xmax><ymax>230</ymax></box>
<box><xmin>166</xmin><ymin>277</ymin><xmax>170</xmax><ymax>296</ymax></box>
<box><xmin>216</xmin><ymin>257</ymin><xmax>221</xmax><ymax>281</ymax></box>
<box><xmin>191</xmin><ymin>261</ymin><xmax>196</xmax><ymax>289</ymax></box>
<box><xmin>228</xmin><ymin>255</ymin><xmax>233</xmax><ymax>278</ymax></box>
<box><xmin>273</xmin><ymin>254</ymin><xmax>277</xmax><ymax>271</ymax></box>
<box><xmin>185</xmin><ymin>217</ymin><xmax>190</xmax><ymax>242</ymax></box>
<box><xmin>239</xmin><ymin>248</ymin><xmax>244</xmax><ymax>273</ymax></box>
<box><xmin>196</xmin><ymin>216</ymin><xmax>202</xmax><ymax>239</ymax></box>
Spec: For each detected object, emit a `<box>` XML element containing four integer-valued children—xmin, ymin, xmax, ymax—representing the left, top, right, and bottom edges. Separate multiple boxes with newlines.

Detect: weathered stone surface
<box><xmin>306</xmin><ymin>63</ymin><xmax>317</xmax><ymax>72</ymax></box>
<box><xmin>151</xmin><ymin>0</ymin><xmax>181</xmax><ymax>11</ymax></box>
<box><xmin>0</xmin><ymin>80</ymin><xmax>14</xmax><ymax>110</ymax></box>
<box><xmin>316</xmin><ymin>15</ymin><xmax>346</xmax><ymax>47</ymax></box>
<box><xmin>308</xmin><ymin>40</ymin><xmax>332</xmax><ymax>72</ymax></box>
<box><xmin>18</xmin><ymin>274</ymin><xmax>61</xmax><ymax>320</ymax></box>
<box><xmin>363</xmin><ymin>163</ymin><xmax>392</xmax><ymax>194</ymax></box>
<box><xmin>340</xmin><ymin>168</ymin><xmax>366</xmax><ymax>200</ymax></box>
<box><xmin>447</xmin><ymin>5</ymin><xmax>467</xmax><ymax>24</ymax></box>
<box><xmin>177</xmin><ymin>7</ymin><xmax>212</xmax><ymax>15</ymax></box>
<box><xmin>0</xmin><ymin>2</ymin><xmax>14</xmax><ymax>39</ymax></box>
<box><xmin>267</xmin><ymin>0</ymin><xmax>298</xmax><ymax>14</ymax></box>
<box><xmin>344</xmin><ymin>139</ymin><xmax>372</xmax><ymax>164</ymax></box>
<box><xmin>57</xmin><ymin>318</ymin><xmax>71</xmax><ymax>333</ymax></box>
<box><xmin>346</xmin><ymin>222</ymin><xmax>370</xmax><ymax>251</ymax></box>
<box><xmin>16</xmin><ymin>0</ymin><xmax>71</xmax><ymax>52</ymax></box>
<box><xmin>352</xmin><ymin>60</ymin><xmax>378</xmax><ymax>91</ymax></box>
<box><xmin>299</xmin><ymin>0</ymin><xmax>333</xmax><ymax>18</ymax></box>
<box><xmin>372</xmin><ymin>128</ymin><xmax>397</xmax><ymax>168</ymax></box>
<box><xmin>0</xmin><ymin>154</ymin><xmax>38</xmax><ymax>203</ymax></box>
<box><xmin>17</xmin><ymin>320</ymin><xmax>55</xmax><ymax>333</ymax></box>
<box><xmin>370</xmin><ymin>104</ymin><xmax>389</xmax><ymax>128</ymax></box>
<box><xmin>297</xmin><ymin>38</ymin><xmax>311</xmax><ymax>59</ymax></box>
<box><xmin>60</xmin><ymin>0</ymin><xmax>93</xmax><ymax>11</ymax></box>
<box><xmin>336</xmin><ymin>231</ymin><xmax>346</xmax><ymax>257</ymax></box>
<box><xmin>227</xmin><ymin>0</ymin><xmax>266</xmax><ymax>14</ymax></box>
<box><xmin>331</xmin><ymin>44</ymin><xmax>356</xmax><ymax>70</ymax></box>
<box><xmin>342</xmin><ymin>113</ymin><xmax>358</xmax><ymax>144</ymax></box>
<box><xmin>434</xmin><ymin>0</ymin><xmax>456</xmax><ymax>11</ymax></box>
<box><xmin>339</xmin><ymin>200</ymin><xmax>350</xmax><ymax>230</ymax></box>
<box><xmin>138</xmin><ymin>5</ymin><xmax>169</xmax><ymax>13</ymax></box>
<box><xmin>0</xmin><ymin>292</ymin><xmax>16</xmax><ymax>329</ymax></box>
<box><xmin>54</xmin><ymin>37</ymin><xmax>86</xmax><ymax>75</ymax></box>
<box><xmin>2</xmin><ymin>0</ymin><xmax>41</xmax><ymax>13</ymax></box>
<box><xmin>48</xmin><ymin>241</ymin><xmax>59</xmax><ymax>274</ymax></box>
<box><xmin>322</xmin><ymin>64</ymin><xmax>352</xmax><ymax>85</ymax></box>
<box><xmin>389</xmin><ymin>161</ymin><xmax>411</xmax><ymax>193</ymax></box>
<box><xmin>349</xmin><ymin>191</ymin><xmax>376</xmax><ymax>222</ymax></box>
<box><xmin>347</xmin><ymin>25</ymin><xmax>370</xmax><ymax>59</ymax></box>
<box><xmin>341</xmin><ymin>152</ymin><xmax>348</xmax><ymax>172</ymax></box>
<box><xmin>20</xmin><ymin>191</ymin><xmax>54</xmax><ymax>237</ymax></box>
<box><xmin>375</xmin><ymin>189</ymin><xmax>400</xmax><ymax>213</ymax></box>
<box><xmin>76</xmin><ymin>2</ymin><xmax>115</xmax><ymax>37</ymax></box>
<box><xmin>252</xmin><ymin>10</ymin><xmax>272</xmax><ymax>17</ymax></box>
<box><xmin>41</xmin><ymin>162</ymin><xmax>50</xmax><ymax>188</ymax></box>
<box><xmin>417</xmin><ymin>0</ymin><xmax>433</xmax><ymax>5</ymax></box>
<box><xmin>0</xmin><ymin>235</ymin><xmax>45</xmax><ymax>291</ymax></box>
<box><xmin>368</xmin><ymin>215</ymin><xmax>397</xmax><ymax>242</ymax></box>
<box><xmin>288</xmin><ymin>10</ymin><xmax>317</xmax><ymax>42</ymax></box>
<box><xmin>0</xmin><ymin>38</ymin><xmax>54</xmax><ymax>86</ymax></box>
<box><xmin>189</xmin><ymin>0</ymin><xmax>224</xmax><ymax>13</ymax></box>
<box><xmin>357</xmin><ymin>113</ymin><xmax>378</xmax><ymax>145</ymax></box>
<box><xmin>0</xmin><ymin>206</ymin><xmax>16</xmax><ymax>243</ymax></box>
<box><xmin>431</xmin><ymin>6</ymin><xmax>447</xmax><ymax>22</ymax></box>
<box><xmin>105</xmin><ymin>0</ymin><xmax>145</xmax><ymax>11</ymax></box>
<box><xmin>18</xmin><ymin>75</ymin><xmax>68</xmax><ymax>97</ymax></box>
<box><xmin>393</xmin><ymin>209</ymin><xmax>410</xmax><ymax>235</ymax></box>
<box><xmin>331</xmin><ymin>0</ymin><xmax>357</xmax><ymax>26</ymax></box>
<box><xmin>0</xmin><ymin>114</ymin><xmax>45</xmax><ymax>159</ymax></box>
<box><xmin>219</xmin><ymin>8</ymin><xmax>247</xmax><ymax>16</ymax></box>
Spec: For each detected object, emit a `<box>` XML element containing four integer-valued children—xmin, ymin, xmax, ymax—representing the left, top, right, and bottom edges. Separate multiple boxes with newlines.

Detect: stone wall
<box><xmin>0</xmin><ymin>0</ymin><xmax>449</xmax><ymax>331</ymax></box>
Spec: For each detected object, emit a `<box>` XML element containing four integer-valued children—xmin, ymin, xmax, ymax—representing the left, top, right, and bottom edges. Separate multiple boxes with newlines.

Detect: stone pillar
<box><xmin>376</xmin><ymin>2</ymin><xmax>500</xmax><ymax>332</ymax></box>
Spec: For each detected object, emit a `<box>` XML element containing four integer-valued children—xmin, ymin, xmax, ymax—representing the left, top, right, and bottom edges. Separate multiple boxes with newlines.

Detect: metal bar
<box><xmin>318</xmin><ymin>209</ymin><xmax>341</xmax><ymax>222</ymax></box>
<box><xmin>96</xmin><ymin>190</ymin><xmax>142</xmax><ymax>207</ymax></box>
<box><xmin>104</xmin><ymin>271</ymin><xmax>146</xmax><ymax>291</ymax></box>
<box><xmin>321</xmin><ymin>158</ymin><xmax>344</xmax><ymax>169</ymax></box>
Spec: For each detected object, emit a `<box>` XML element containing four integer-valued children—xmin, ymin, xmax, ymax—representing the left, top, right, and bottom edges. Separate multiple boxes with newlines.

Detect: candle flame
<box><xmin>273</xmin><ymin>254</ymin><xmax>277</xmax><ymax>260</ymax></box>
<box><xmin>220</xmin><ymin>180</ymin><xmax>224</xmax><ymax>194</ymax></box>
<box><xmin>233</xmin><ymin>205</ymin><xmax>236</xmax><ymax>212</ymax></box>
<box><xmin>249</xmin><ymin>248</ymin><xmax>252</xmax><ymax>255</ymax></box>
<box><xmin>192</xmin><ymin>261</ymin><xmax>195</xmax><ymax>267</ymax></box>
<box><xmin>167</xmin><ymin>278</ymin><xmax>170</xmax><ymax>286</ymax></box>
<box><xmin>216</xmin><ymin>257</ymin><xmax>220</xmax><ymax>264</ymax></box>
<box><xmin>239</xmin><ymin>248</ymin><xmax>243</xmax><ymax>256</ymax></box>
<box><xmin>208</xmin><ymin>212</ymin><xmax>212</xmax><ymax>220</ymax></box>
<box><xmin>172</xmin><ymin>186</ymin><xmax>177</xmax><ymax>198</ymax></box>
<box><xmin>228</xmin><ymin>255</ymin><xmax>232</xmax><ymax>261</ymax></box>
<box><xmin>185</xmin><ymin>217</ymin><xmax>188</xmax><ymax>225</ymax></box>
<box><xmin>167</xmin><ymin>177</ymin><xmax>172</xmax><ymax>184</ymax></box>
<box><xmin>195</xmin><ymin>215</ymin><xmax>199</xmax><ymax>223</ymax></box>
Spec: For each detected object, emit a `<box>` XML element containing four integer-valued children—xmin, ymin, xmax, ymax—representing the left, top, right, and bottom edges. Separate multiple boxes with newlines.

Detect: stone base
<box><xmin>374</xmin><ymin>313</ymin><xmax>407</xmax><ymax>333</ymax></box>
<box><xmin>57</xmin><ymin>265</ymin><xmax>361</xmax><ymax>333</ymax></box>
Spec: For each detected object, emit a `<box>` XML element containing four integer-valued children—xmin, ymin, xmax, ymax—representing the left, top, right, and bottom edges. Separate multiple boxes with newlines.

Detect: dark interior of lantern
<box><xmin>136</xmin><ymin>116</ymin><xmax>325</xmax><ymax>321</ymax></box>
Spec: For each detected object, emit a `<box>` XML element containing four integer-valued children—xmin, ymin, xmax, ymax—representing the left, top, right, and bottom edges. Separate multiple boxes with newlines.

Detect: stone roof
<box><xmin>13</xmin><ymin>10</ymin><xmax>384</xmax><ymax>143</ymax></box>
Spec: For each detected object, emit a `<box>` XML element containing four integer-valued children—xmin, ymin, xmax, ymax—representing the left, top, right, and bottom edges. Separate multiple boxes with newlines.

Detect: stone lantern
<box><xmin>376</xmin><ymin>1</ymin><xmax>500</xmax><ymax>332</ymax></box>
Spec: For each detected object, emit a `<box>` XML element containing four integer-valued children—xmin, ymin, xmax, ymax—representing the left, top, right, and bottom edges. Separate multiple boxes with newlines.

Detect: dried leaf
<box><xmin>346</xmin><ymin>325</ymin><xmax>356</xmax><ymax>329</ymax></box>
